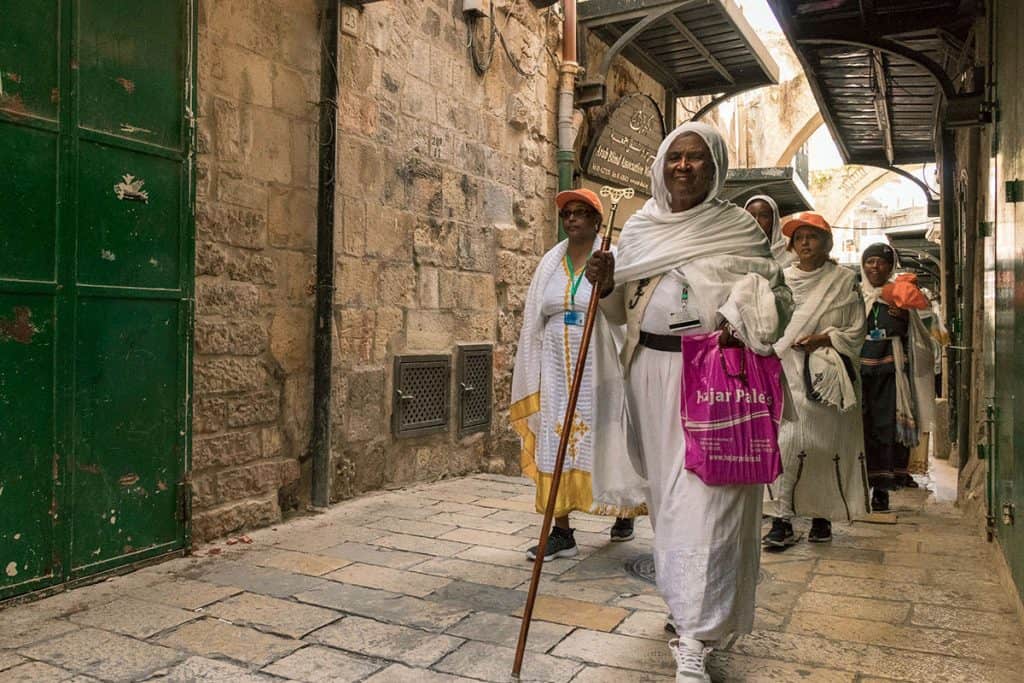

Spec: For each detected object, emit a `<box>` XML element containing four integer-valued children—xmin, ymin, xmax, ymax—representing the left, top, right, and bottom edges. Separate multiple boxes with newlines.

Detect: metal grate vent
<box><xmin>457</xmin><ymin>344</ymin><xmax>492</xmax><ymax>436</ymax></box>
<box><xmin>393</xmin><ymin>354</ymin><xmax>450</xmax><ymax>438</ymax></box>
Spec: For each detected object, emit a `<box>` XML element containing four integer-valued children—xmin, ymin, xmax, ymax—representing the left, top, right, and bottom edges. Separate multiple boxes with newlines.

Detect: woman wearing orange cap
<box><xmin>510</xmin><ymin>189</ymin><xmax>647</xmax><ymax>563</ymax></box>
<box><xmin>763</xmin><ymin>212</ymin><xmax>869</xmax><ymax>550</ymax></box>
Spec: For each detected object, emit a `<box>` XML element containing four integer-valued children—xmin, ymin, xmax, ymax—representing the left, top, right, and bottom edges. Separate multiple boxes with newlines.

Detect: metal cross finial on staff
<box><xmin>511</xmin><ymin>185</ymin><xmax>633</xmax><ymax>680</ymax></box>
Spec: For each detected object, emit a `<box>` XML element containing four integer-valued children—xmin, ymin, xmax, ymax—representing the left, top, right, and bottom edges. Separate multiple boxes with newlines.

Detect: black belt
<box><xmin>638</xmin><ymin>331</ymin><xmax>682</xmax><ymax>352</ymax></box>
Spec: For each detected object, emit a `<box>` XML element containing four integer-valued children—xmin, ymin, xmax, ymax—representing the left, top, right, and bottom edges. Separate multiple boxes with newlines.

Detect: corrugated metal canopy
<box><xmin>767</xmin><ymin>0</ymin><xmax>978</xmax><ymax>166</ymax></box>
<box><xmin>720</xmin><ymin>167</ymin><xmax>815</xmax><ymax>216</ymax></box>
<box><xmin>578</xmin><ymin>0</ymin><xmax>780</xmax><ymax>99</ymax></box>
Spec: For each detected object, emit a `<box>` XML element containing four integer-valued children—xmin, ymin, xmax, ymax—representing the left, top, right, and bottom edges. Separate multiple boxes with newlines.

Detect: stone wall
<box><xmin>329</xmin><ymin>0</ymin><xmax>564</xmax><ymax>498</ymax></box>
<box><xmin>190</xmin><ymin>0</ymin><xmax>322</xmax><ymax>540</ymax></box>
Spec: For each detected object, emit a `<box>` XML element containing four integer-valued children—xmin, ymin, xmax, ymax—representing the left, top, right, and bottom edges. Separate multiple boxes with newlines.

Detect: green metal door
<box><xmin>0</xmin><ymin>0</ymin><xmax>195</xmax><ymax>599</ymax></box>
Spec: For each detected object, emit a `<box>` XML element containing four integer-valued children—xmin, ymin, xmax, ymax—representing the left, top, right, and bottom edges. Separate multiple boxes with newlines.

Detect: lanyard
<box><xmin>872</xmin><ymin>304</ymin><xmax>881</xmax><ymax>330</ymax></box>
<box><xmin>565</xmin><ymin>253</ymin><xmax>589</xmax><ymax>308</ymax></box>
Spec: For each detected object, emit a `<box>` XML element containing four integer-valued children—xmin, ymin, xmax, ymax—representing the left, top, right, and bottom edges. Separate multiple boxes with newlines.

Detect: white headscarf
<box><xmin>744</xmin><ymin>194</ymin><xmax>792</xmax><ymax>267</ymax></box>
<box><xmin>614</xmin><ymin>121</ymin><xmax>771</xmax><ymax>285</ymax></box>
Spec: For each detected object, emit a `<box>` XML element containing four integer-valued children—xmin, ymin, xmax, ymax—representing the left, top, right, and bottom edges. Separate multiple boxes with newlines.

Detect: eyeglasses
<box><xmin>559</xmin><ymin>208</ymin><xmax>596</xmax><ymax>220</ymax></box>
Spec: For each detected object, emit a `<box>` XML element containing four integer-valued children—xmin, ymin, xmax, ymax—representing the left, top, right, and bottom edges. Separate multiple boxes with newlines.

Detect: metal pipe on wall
<box><xmin>557</xmin><ymin>0</ymin><xmax>580</xmax><ymax>239</ymax></box>
<box><xmin>311</xmin><ymin>0</ymin><xmax>340</xmax><ymax>507</ymax></box>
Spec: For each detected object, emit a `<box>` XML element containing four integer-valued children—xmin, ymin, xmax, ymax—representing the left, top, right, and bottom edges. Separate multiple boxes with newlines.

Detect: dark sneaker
<box><xmin>808</xmin><ymin>518</ymin><xmax>832</xmax><ymax>543</ymax></box>
<box><xmin>526</xmin><ymin>526</ymin><xmax>578</xmax><ymax>561</ymax></box>
<box><xmin>871</xmin><ymin>489</ymin><xmax>890</xmax><ymax>512</ymax></box>
<box><xmin>762</xmin><ymin>518</ymin><xmax>796</xmax><ymax>548</ymax></box>
<box><xmin>610</xmin><ymin>517</ymin><xmax>635</xmax><ymax>542</ymax></box>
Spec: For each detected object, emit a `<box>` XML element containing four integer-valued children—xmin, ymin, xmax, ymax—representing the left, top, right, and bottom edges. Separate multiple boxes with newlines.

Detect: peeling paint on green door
<box><xmin>0</xmin><ymin>0</ymin><xmax>195</xmax><ymax>599</ymax></box>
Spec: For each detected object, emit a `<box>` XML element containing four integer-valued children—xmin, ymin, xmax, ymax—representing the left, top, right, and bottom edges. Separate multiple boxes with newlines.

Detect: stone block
<box><xmin>211</xmin><ymin>461</ymin><xmax>285</xmax><ymax>503</ymax></box>
<box><xmin>335</xmin><ymin>308</ymin><xmax>375</xmax><ymax>363</ymax></box>
<box><xmin>193</xmin><ymin>396</ymin><xmax>227</xmax><ymax>434</ymax></box>
<box><xmin>443</xmin><ymin>173</ymin><xmax>483</xmax><ymax>224</ymax></box>
<box><xmin>497</xmin><ymin>250</ymin><xmax>536</xmax><ymax>286</ymax></box>
<box><xmin>378</xmin><ymin>263</ymin><xmax>416</xmax><ymax>307</ymax></box>
<box><xmin>417</xmin><ymin>266</ymin><xmax>440</xmax><ymax>308</ymax></box>
<box><xmin>295</xmin><ymin>582</ymin><xmax>470</xmax><ymax>633</ymax></box>
<box><xmin>196</xmin><ymin>280</ymin><xmax>260</xmax><ymax>318</ymax></box>
<box><xmin>374</xmin><ymin>306</ymin><xmax>404</xmax><ymax>361</ymax></box>
<box><xmin>68</xmin><ymin>597</ymin><xmax>198</xmax><ymax>639</ymax></box>
<box><xmin>269</xmin><ymin>187</ymin><xmax>316</xmax><ymax>250</ymax></box>
<box><xmin>269</xmin><ymin>306</ymin><xmax>313</xmax><ymax>372</ymax></box>
<box><xmin>327</xmin><ymin>563</ymin><xmax>451</xmax><ymax>598</ymax></box>
<box><xmin>413</xmin><ymin>557</ymin><xmax>531</xmax><ymax>590</ymax></box>
<box><xmin>458</xmin><ymin>225</ymin><xmax>495</xmax><ymax>273</ymax></box>
<box><xmin>550</xmin><ymin>630</ymin><xmax>673</xmax><ymax>674</ymax></box>
<box><xmin>447</xmin><ymin>611</ymin><xmax>573</xmax><ymax>654</ymax></box>
<box><xmin>195</xmin><ymin>318</ymin><xmax>268</xmax><ymax>356</ymax></box>
<box><xmin>453</xmin><ymin>310</ymin><xmax>496</xmax><ymax>343</ymax></box>
<box><xmin>434</xmin><ymin>640</ymin><xmax>581</xmax><ymax>682</ymax></box>
<box><xmin>192</xmin><ymin>430</ymin><xmax>262</xmax><ymax>470</ymax></box>
<box><xmin>191</xmin><ymin>495</ymin><xmax>280</xmax><ymax>541</ymax></box>
<box><xmin>793</xmin><ymin>591</ymin><xmax>910</xmax><ymax>624</ymax></box>
<box><xmin>345</xmin><ymin>367</ymin><xmax>386</xmax><ymax>441</ymax></box>
<box><xmin>216</xmin><ymin>172</ymin><xmax>267</xmax><ymax>212</ymax></box>
<box><xmin>125</xmin><ymin>579</ymin><xmax>241</xmax><ymax>611</ymax></box>
<box><xmin>226</xmin><ymin>250</ymin><xmax>276</xmax><ymax>285</ymax></box>
<box><xmin>255</xmin><ymin>549</ymin><xmax>350</xmax><ymax>577</ymax></box>
<box><xmin>374</xmin><ymin>533</ymin><xmax>470</xmax><ymax>558</ymax></box>
<box><xmin>408</xmin><ymin>39</ymin><xmax>431</xmax><ymax>81</ymax></box>
<box><xmin>263</xmin><ymin>645</ymin><xmax>381</xmax><ymax>682</ymax></box>
<box><xmin>309</xmin><ymin>615</ymin><xmax>462</xmax><ymax>668</ymax></box>
<box><xmin>195</xmin><ymin>242</ymin><xmax>227</xmax><ymax>276</ymax></box>
<box><xmin>272</xmin><ymin>64</ymin><xmax>313</xmax><ymax>118</ymax></box>
<box><xmin>215</xmin><ymin>45</ymin><xmax>274</xmax><ymax>107</ymax></box>
<box><xmin>395</xmin><ymin>159</ymin><xmax>444</xmax><ymax>218</ymax></box>
<box><xmin>515</xmin><ymin>596</ymin><xmax>628</xmax><ymax>632</ymax></box>
<box><xmin>205</xmin><ymin>592</ymin><xmax>338</xmax><ymax>639</ymax></box>
<box><xmin>272</xmin><ymin>249</ymin><xmax>315</xmax><ymax>306</ymax></box>
<box><xmin>438</xmin><ymin>271</ymin><xmax>495</xmax><ymax>310</ymax></box>
<box><xmin>290</xmin><ymin>119</ymin><xmax>317</xmax><ymax>187</ymax></box>
<box><xmin>247</xmin><ymin>109</ymin><xmax>293</xmax><ymax>184</ymax></box>
<box><xmin>196</xmin><ymin>203</ymin><xmax>268</xmax><ymax>249</ymax></box>
<box><xmin>24</xmin><ymin>628</ymin><xmax>184</xmax><ymax>681</ymax></box>
<box><xmin>336</xmin><ymin>257</ymin><xmax>380</xmax><ymax>307</ymax></box>
<box><xmin>146</xmin><ymin>656</ymin><xmax>277</xmax><ymax>683</ymax></box>
<box><xmin>319</xmin><ymin>542</ymin><xmax>428</xmax><ymax>570</ymax></box>
<box><xmin>494</xmin><ymin>224</ymin><xmax>521</xmax><ymax>251</ymax></box>
<box><xmin>406</xmin><ymin>310</ymin><xmax>455</xmax><ymax>350</ymax></box>
<box><xmin>210</xmin><ymin>98</ymin><xmax>251</xmax><ymax>165</ymax></box>
<box><xmin>340</xmin><ymin>194</ymin><xmax>367</xmax><ymax>256</ymax></box>
<box><xmin>157</xmin><ymin>618</ymin><xmax>301</xmax><ymax>667</ymax></box>
<box><xmin>412</xmin><ymin>218</ymin><xmax>457</xmax><ymax>268</ymax></box>
<box><xmin>438</xmin><ymin>528</ymin><xmax>530</xmax><ymax>551</ymax></box>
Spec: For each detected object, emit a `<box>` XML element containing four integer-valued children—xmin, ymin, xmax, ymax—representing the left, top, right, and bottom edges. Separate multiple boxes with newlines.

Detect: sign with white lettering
<box><xmin>583</xmin><ymin>94</ymin><xmax>665</xmax><ymax>196</ymax></box>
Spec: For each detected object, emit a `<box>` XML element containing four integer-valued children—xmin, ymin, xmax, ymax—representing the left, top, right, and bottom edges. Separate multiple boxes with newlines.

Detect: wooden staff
<box><xmin>512</xmin><ymin>185</ymin><xmax>634</xmax><ymax>679</ymax></box>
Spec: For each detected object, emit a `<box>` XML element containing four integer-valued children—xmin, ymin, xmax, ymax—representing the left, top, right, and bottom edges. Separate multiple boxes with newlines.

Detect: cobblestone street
<box><xmin>1</xmin><ymin>470</ymin><xmax>1021</xmax><ymax>682</ymax></box>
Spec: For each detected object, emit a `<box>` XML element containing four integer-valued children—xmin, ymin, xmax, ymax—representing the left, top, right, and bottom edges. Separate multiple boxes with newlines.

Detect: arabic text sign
<box><xmin>585</xmin><ymin>94</ymin><xmax>664</xmax><ymax>196</ymax></box>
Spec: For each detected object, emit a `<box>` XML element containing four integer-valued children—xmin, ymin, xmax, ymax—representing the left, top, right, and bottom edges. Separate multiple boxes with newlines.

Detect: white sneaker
<box><xmin>670</xmin><ymin>637</ymin><xmax>712</xmax><ymax>682</ymax></box>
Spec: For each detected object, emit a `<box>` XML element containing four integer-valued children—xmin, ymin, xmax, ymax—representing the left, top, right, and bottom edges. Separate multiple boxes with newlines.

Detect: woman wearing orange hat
<box><xmin>763</xmin><ymin>212</ymin><xmax>869</xmax><ymax>549</ymax></box>
<box><xmin>510</xmin><ymin>189</ymin><xmax>647</xmax><ymax>562</ymax></box>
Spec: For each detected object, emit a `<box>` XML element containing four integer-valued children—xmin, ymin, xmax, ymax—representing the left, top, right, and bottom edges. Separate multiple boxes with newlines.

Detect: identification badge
<box><xmin>668</xmin><ymin>308</ymin><xmax>700</xmax><ymax>331</ymax></box>
<box><xmin>563</xmin><ymin>311</ymin><xmax>583</xmax><ymax>326</ymax></box>
<box><xmin>867</xmin><ymin>328</ymin><xmax>887</xmax><ymax>341</ymax></box>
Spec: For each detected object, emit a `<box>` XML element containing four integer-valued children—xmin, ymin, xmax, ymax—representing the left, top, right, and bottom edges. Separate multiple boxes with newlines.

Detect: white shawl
<box><xmin>744</xmin><ymin>194</ymin><xmax>793</xmax><ymax>268</ymax></box>
<box><xmin>510</xmin><ymin>238</ymin><xmax>646</xmax><ymax>515</ymax></box>
<box><xmin>774</xmin><ymin>262</ymin><xmax>864</xmax><ymax>412</ymax></box>
<box><xmin>614</xmin><ymin>121</ymin><xmax>793</xmax><ymax>355</ymax></box>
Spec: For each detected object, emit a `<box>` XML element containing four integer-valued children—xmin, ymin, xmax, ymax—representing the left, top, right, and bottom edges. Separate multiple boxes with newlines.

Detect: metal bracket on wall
<box><xmin>1005</xmin><ymin>180</ymin><xmax>1023</xmax><ymax>203</ymax></box>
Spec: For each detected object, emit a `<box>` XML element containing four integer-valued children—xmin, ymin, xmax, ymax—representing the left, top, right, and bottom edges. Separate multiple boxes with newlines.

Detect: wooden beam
<box><xmin>665</xmin><ymin>13</ymin><xmax>734</xmax><ymax>84</ymax></box>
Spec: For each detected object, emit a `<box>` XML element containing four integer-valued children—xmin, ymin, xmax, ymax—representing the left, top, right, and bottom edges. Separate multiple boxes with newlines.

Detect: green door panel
<box><xmin>70</xmin><ymin>298</ymin><xmax>183</xmax><ymax>572</ymax></box>
<box><xmin>77</xmin><ymin>0</ymin><xmax>184</xmax><ymax>149</ymax></box>
<box><xmin>0</xmin><ymin>0</ymin><xmax>60</xmax><ymax>122</ymax></box>
<box><xmin>76</xmin><ymin>142</ymin><xmax>182</xmax><ymax>289</ymax></box>
<box><xmin>0</xmin><ymin>122</ymin><xmax>59</xmax><ymax>282</ymax></box>
<box><xmin>0</xmin><ymin>294</ymin><xmax>57</xmax><ymax>593</ymax></box>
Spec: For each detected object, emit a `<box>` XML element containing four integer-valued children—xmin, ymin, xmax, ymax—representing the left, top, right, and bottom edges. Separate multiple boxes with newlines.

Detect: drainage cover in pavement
<box><xmin>624</xmin><ymin>554</ymin><xmax>767</xmax><ymax>585</ymax></box>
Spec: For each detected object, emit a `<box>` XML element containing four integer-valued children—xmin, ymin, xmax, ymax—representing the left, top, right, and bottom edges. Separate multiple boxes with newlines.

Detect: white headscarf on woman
<box><xmin>613</xmin><ymin>121</ymin><xmax>792</xmax><ymax>355</ymax></box>
<box><xmin>743</xmin><ymin>194</ymin><xmax>792</xmax><ymax>267</ymax></box>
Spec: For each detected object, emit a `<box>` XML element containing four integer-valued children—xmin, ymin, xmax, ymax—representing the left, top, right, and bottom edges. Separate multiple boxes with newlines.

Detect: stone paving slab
<box><xmin>204</xmin><ymin>592</ymin><xmax>340</xmax><ymax>638</ymax></box>
<box><xmin>155</xmin><ymin>618</ymin><xmax>301</xmax><ymax>666</ymax></box>
<box><xmin>2</xmin><ymin>473</ymin><xmax>1023</xmax><ymax>683</ymax></box>
<box><xmin>24</xmin><ymin>628</ymin><xmax>184</xmax><ymax>682</ymax></box>
<box><xmin>307</xmin><ymin>615</ymin><xmax>463</xmax><ymax>667</ymax></box>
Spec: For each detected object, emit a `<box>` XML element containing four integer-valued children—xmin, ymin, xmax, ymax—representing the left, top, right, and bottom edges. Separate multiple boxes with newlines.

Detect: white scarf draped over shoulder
<box><xmin>774</xmin><ymin>261</ymin><xmax>865</xmax><ymax>411</ymax></box>
<box><xmin>614</xmin><ymin>121</ymin><xmax>794</xmax><ymax>355</ymax></box>
<box><xmin>509</xmin><ymin>238</ymin><xmax>643</xmax><ymax>514</ymax></box>
<box><xmin>743</xmin><ymin>194</ymin><xmax>793</xmax><ymax>268</ymax></box>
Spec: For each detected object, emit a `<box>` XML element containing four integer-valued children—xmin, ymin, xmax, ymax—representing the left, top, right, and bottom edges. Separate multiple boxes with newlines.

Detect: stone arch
<box><xmin>775</xmin><ymin>111</ymin><xmax>824</xmax><ymax>166</ymax></box>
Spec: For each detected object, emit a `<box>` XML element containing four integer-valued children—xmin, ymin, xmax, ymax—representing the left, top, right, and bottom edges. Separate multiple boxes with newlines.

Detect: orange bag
<box><xmin>882</xmin><ymin>273</ymin><xmax>929</xmax><ymax>310</ymax></box>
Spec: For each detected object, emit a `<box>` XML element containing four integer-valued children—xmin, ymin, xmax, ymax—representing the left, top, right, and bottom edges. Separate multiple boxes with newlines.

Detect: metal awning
<box><xmin>885</xmin><ymin>225</ymin><xmax>940</xmax><ymax>293</ymax></box>
<box><xmin>577</xmin><ymin>0</ymin><xmax>780</xmax><ymax>107</ymax></box>
<box><xmin>720</xmin><ymin>167</ymin><xmax>814</xmax><ymax>216</ymax></box>
<box><xmin>767</xmin><ymin>0</ymin><xmax>983</xmax><ymax>167</ymax></box>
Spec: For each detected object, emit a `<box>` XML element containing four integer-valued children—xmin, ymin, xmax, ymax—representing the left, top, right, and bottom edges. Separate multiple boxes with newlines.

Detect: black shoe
<box><xmin>808</xmin><ymin>518</ymin><xmax>832</xmax><ymax>543</ymax></box>
<box><xmin>901</xmin><ymin>475</ymin><xmax>920</xmax><ymax>489</ymax></box>
<box><xmin>526</xmin><ymin>526</ymin><xmax>579</xmax><ymax>561</ymax></box>
<box><xmin>871</xmin><ymin>489</ymin><xmax>890</xmax><ymax>512</ymax></box>
<box><xmin>762</xmin><ymin>518</ymin><xmax>796</xmax><ymax>548</ymax></box>
<box><xmin>610</xmin><ymin>517</ymin><xmax>635</xmax><ymax>542</ymax></box>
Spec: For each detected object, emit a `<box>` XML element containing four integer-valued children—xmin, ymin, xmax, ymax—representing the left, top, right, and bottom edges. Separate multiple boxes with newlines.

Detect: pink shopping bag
<box><xmin>680</xmin><ymin>332</ymin><xmax>784</xmax><ymax>486</ymax></box>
